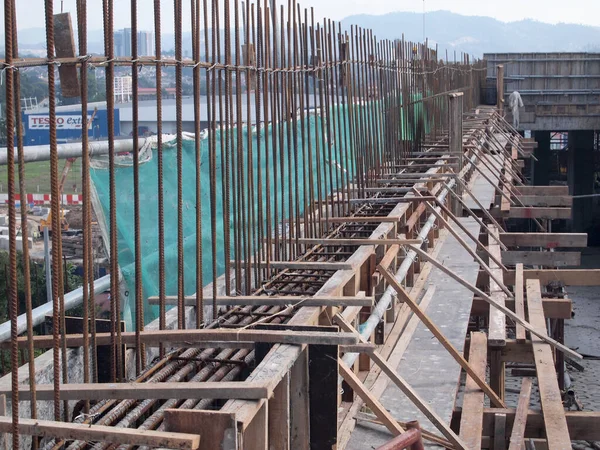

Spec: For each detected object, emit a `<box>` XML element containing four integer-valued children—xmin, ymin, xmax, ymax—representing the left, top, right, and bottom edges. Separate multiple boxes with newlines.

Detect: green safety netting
<box><xmin>89</xmin><ymin>96</ymin><xmax>431</xmax><ymax>329</ymax></box>
<box><xmin>90</xmin><ymin>111</ymin><xmax>358</xmax><ymax>328</ymax></box>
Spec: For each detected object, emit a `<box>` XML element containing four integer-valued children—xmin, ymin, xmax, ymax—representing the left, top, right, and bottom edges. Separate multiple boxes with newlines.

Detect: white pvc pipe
<box><xmin>341</xmin><ymin>179</ymin><xmax>455</xmax><ymax>370</ymax></box>
<box><xmin>0</xmin><ymin>139</ymin><xmax>144</xmax><ymax>165</ymax></box>
<box><xmin>0</xmin><ymin>274</ymin><xmax>111</xmax><ymax>343</ymax></box>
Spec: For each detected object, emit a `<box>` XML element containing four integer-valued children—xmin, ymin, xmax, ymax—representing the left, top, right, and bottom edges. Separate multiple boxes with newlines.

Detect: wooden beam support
<box><xmin>499</xmin><ymin>233</ymin><xmax>587</xmax><ymax>249</ymax></box>
<box><xmin>503</xmin><ymin>269</ymin><xmax>600</xmax><ymax>286</ymax></box>
<box><xmin>470</xmin><ymin>297</ymin><xmax>572</xmax><ymax>320</ymax></box>
<box><xmin>163</xmin><ymin>410</ymin><xmax>236</xmax><ymax>449</ymax></box>
<box><xmin>508</xmin><ymin>378</ymin><xmax>533</xmax><ymax>450</ymax></box>
<box><xmin>489</xmin><ymin>225</ymin><xmax>508</xmax><ymax>347</ymax></box>
<box><xmin>501</xmin><ymin>251</ymin><xmax>581</xmax><ymax>268</ymax></box>
<box><xmin>297</xmin><ymin>238</ymin><xmax>422</xmax><ymax>246</ymax></box>
<box><xmin>338</xmin><ymin>360</ymin><xmax>405</xmax><ymax>437</ymax></box>
<box><xmin>492</xmin><ymin>207</ymin><xmax>571</xmax><ymax>220</ymax></box>
<box><xmin>406</xmin><ymin>245</ymin><xmax>582</xmax><ymax>360</ymax></box>
<box><xmin>514</xmin><ymin>264</ymin><xmax>527</xmax><ymax>342</ymax></box>
<box><xmin>526</xmin><ymin>279</ymin><xmax>572</xmax><ymax>449</ymax></box>
<box><xmin>431</xmin><ymin>194</ymin><xmax>509</xmax><ymax>267</ymax></box>
<box><xmin>373</xmin><ymin>268</ymin><xmax>506</xmax><ymax>408</ymax></box>
<box><xmin>2</xmin><ymin>328</ymin><xmax>359</xmax><ymax>350</ymax></box>
<box><xmin>323</xmin><ymin>216</ymin><xmax>402</xmax><ymax>223</ymax></box>
<box><xmin>0</xmin><ymin>382</ymin><xmax>270</xmax><ymax>402</ymax></box>
<box><xmin>147</xmin><ymin>295</ymin><xmax>374</xmax><ymax>308</ymax></box>
<box><xmin>467</xmin><ymin>409</ymin><xmax>600</xmax><ymax>442</ymax></box>
<box><xmin>516</xmin><ymin>186</ymin><xmax>569</xmax><ymax>196</ymax></box>
<box><xmin>260</xmin><ymin>261</ymin><xmax>354</xmax><ymax>271</ymax></box>
<box><xmin>0</xmin><ymin>416</ymin><xmax>201</xmax><ymax>449</ymax></box>
<box><xmin>459</xmin><ymin>332</ymin><xmax>488</xmax><ymax>449</ymax></box>
<box><xmin>516</xmin><ymin>196</ymin><xmax>572</xmax><ymax>207</ymax></box>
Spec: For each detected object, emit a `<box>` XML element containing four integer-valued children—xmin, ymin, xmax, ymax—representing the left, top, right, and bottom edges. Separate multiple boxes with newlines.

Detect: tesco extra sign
<box><xmin>28</xmin><ymin>114</ymin><xmax>92</xmax><ymax>130</ymax></box>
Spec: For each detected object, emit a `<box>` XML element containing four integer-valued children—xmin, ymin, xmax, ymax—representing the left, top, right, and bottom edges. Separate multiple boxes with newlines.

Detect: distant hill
<box><xmin>340</xmin><ymin>11</ymin><xmax>600</xmax><ymax>58</ymax></box>
<box><xmin>10</xmin><ymin>11</ymin><xmax>600</xmax><ymax>58</ymax></box>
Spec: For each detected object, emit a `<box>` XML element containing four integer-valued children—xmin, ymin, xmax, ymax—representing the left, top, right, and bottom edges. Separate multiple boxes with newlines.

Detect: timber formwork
<box><xmin>1</xmin><ymin>1</ymin><xmax>599</xmax><ymax>449</ymax></box>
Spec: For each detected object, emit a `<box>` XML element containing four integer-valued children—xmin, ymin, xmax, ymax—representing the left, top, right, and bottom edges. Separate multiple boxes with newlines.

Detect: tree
<box><xmin>0</xmin><ymin>250</ymin><xmax>84</xmax><ymax>375</ymax></box>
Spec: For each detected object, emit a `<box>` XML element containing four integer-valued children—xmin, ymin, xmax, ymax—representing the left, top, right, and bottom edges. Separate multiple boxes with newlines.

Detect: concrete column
<box><xmin>568</xmin><ymin>130</ymin><xmax>595</xmax><ymax>232</ymax></box>
<box><xmin>533</xmin><ymin>131</ymin><xmax>551</xmax><ymax>186</ymax></box>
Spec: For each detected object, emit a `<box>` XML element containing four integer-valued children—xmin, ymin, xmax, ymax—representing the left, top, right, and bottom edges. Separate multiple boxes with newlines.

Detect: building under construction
<box><xmin>0</xmin><ymin>0</ymin><xmax>599</xmax><ymax>449</ymax></box>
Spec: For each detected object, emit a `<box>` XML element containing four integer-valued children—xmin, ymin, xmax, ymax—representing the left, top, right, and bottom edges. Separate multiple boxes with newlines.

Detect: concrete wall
<box><xmin>485</xmin><ymin>53</ymin><xmax>600</xmax><ymax>131</ymax></box>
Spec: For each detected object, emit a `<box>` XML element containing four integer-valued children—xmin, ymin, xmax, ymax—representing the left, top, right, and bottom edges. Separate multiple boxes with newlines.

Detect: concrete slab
<box><xmin>347</xmin><ymin>161</ymin><xmax>499</xmax><ymax>448</ymax></box>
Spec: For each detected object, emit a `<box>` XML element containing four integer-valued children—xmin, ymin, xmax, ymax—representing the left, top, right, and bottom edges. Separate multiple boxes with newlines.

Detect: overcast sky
<box><xmin>6</xmin><ymin>0</ymin><xmax>600</xmax><ymax>33</ymax></box>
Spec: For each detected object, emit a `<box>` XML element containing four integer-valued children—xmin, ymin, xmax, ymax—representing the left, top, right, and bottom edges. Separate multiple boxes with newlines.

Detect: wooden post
<box><xmin>163</xmin><ymin>409</ymin><xmax>236</xmax><ymax>449</ymax></box>
<box><xmin>269</xmin><ymin>373</ymin><xmax>290</xmax><ymax>449</ymax></box>
<box><xmin>497</xmin><ymin>64</ymin><xmax>505</xmax><ymax>115</ymax></box>
<box><xmin>449</xmin><ymin>92</ymin><xmax>464</xmax><ymax>214</ymax></box>
<box><xmin>242</xmin><ymin>400</ymin><xmax>268</xmax><ymax>450</ymax></box>
<box><xmin>290</xmin><ymin>347</ymin><xmax>310</xmax><ymax>449</ymax></box>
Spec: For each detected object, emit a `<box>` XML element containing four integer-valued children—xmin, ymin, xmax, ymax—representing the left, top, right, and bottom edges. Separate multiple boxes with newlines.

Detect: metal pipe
<box><xmin>0</xmin><ymin>274</ymin><xmax>111</xmax><ymax>343</ymax></box>
<box><xmin>0</xmin><ymin>139</ymin><xmax>144</xmax><ymax>165</ymax></box>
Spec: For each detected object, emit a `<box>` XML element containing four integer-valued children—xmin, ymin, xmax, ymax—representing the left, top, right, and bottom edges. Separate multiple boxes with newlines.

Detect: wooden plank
<box><xmin>335</xmin><ymin>316</ymin><xmax>468</xmax><ymax>450</ymax></box>
<box><xmin>378</xmin><ymin>244</ymin><xmax>401</xmax><ymax>271</ymax></box>
<box><xmin>526</xmin><ymin>279</ymin><xmax>572</xmax><ymax>449</ymax></box>
<box><xmin>269</xmin><ymin>373</ymin><xmax>290</xmax><ymax>449</ymax></box>
<box><xmin>489</xmin><ymin>225</ymin><xmax>507</xmax><ymax>347</ymax></box>
<box><xmin>323</xmin><ymin>216</ymin><xmax>402</xmax><ymax>223</ymax></box>
<box><xmin>338</xmin><ymin>360</ymin><xmax>405</xmax><ymax>437</ymax></box>
<box><xmin>290</xmin><ymin>347</ymin><xmax>309</xmax><ymax>449</ymax></box>
<box><xmin>502</xmin><ymin>251</ymin><xmax>581</xmax><ymax>267</ymax></box>
<box><xmin>516</xmin><ymin>186</ymin><xmax>569</xmax><ymax>196</ymax></box>
<box><xmin>147</xmin><ymin>295</ymin><xmax>374</xmax><ymax>307</ymax></box>
<box><xmin>0</xmin><ymin>416</ymin><xmax>200</xmax><ymax>449</ymax></box>
<box><xmin>503</xmin><ymin>269</ymin><xmax>600</xmax><ymax>286</ymax></box>
<box><xmin>499</xmin><ymin>233</ymin><xmax>587</xmax><ymax>249</ymax></box>
<box><xmin>242</xmin><ymin>399</ymin><xmax>267</xmax><ymax>450</ymax></box>
<box><xmin>297</xmin><ymin>238</ymin><xmax>423</xmax><ymax>246</ymax></box>
<box><xmin>53</xmin><ymin>13</ymin><xmax>80</xmax><ymax>97</ymax></box>
<box><xmin>406</xmin><ymin>245</ymin><xmax>582</xmax><ymax>360</ymax></box>
<box><xmin>501</xmin><ymin>158</ymin><xmax>512</xmax><ymax>214</ymax></box>
<box><xmin>163</xmin><ymin>409</ymin><xmax>236</xmax><ymax>449</ymax></box>
<box><xmin>492</xmin><ymin>207</ymin><xmax>571</xmax><ymax>220</ymax></box>
<box><xmin>473</xmin><ymin>297</ymin><xmax>572</xmax><ymax>320</ymax></box>
<box><xmin>261</xmin><ymin>261</ymin><xmax>354</xmax><ymax>271</ymax></box>
<box><xmin>0</xmin><ymin>382</ymin><xmax>270</xmax><ymax>402</ymax></box>
<box><xmin>358</xmin><ymin>270</ymin><xmax>507</xmax><ymax>408</ymax></box>
<box><xmin>459</xmin><ymin>332</ymin><xmax>488</xmax><ymax>450</ymax></box>
<box><xmin>3</xmin><ymin>328</ymin><xmax>358</xmax><ymax>349</ymax></box>
<box><xmin>508</xmin><ymin>378</ymin><xmax>534</xmax><ymax>450</ymax></box>
<box><xmin>514</xmin><ymin>264</ymin><xmax>527</xmax><ymax>342</ymax></box>
<box><xmin>473</xmin><ymin>410</ymin><xmax>600</xmax><ymax>442</ymax></box>
<box><xmin>516</xmin><ymin>196</ymin><xmax>572</xmax><ymax>207</ymax></box>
